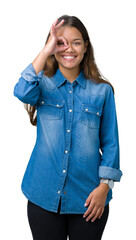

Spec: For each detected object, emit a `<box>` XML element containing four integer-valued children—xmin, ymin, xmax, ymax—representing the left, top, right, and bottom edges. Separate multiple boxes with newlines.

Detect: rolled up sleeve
<box><xmin>99</xmin><ymin>84</ymin><xmax>123</xmax><ymax>181</ymax></box>
<box><xmin>13</xmin><ymin>63</ymin><xmax>44</xmax><ymax>105</ymax></box>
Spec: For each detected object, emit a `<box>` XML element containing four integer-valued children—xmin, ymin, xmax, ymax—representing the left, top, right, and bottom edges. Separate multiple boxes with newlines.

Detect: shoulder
<box><xmin>86</xmin><ymin>78</ymin><xmax>113</xmax><ymax>97</ymax></box>
<box><xmin>40</xmin><ymin>74</ymin><xmax>56</xmax><ymax>90</ymax></box>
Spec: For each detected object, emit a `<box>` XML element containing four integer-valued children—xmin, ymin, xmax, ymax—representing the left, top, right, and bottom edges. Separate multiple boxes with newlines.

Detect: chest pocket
<box><xmin>38</xmin><ymin>98</ymin><xmax>65</xmax><ymax>120</ymax></box>
<box><xmin>80</xmin><ymin>104</ymin><xmax>102</xmax><ymax>128</ymax></box>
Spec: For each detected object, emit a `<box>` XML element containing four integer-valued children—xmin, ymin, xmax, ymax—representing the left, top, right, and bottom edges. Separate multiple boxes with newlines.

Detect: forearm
<box><xmin>32</xmin><ymin>47</ymin><xmax>50</xmax><ymax>75</ymax></box>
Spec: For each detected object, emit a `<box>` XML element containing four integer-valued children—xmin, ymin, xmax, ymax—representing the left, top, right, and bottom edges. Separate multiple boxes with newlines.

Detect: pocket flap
<box><xmin>39</xmin><ymin>98</ymin><xmax>65</xmax><ymax>108</ymax></box>
<box><xmin>82</xmin><ymin>104</ymin><xmax>102</xmax><ymax>116</ymax></box>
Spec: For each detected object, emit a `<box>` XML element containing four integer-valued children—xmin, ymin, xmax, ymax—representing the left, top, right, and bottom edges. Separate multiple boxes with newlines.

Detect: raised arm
<box><xmin>13</xmin><ymin>18</ymin><xmax>68</xmax><ymax>105</ymax></box>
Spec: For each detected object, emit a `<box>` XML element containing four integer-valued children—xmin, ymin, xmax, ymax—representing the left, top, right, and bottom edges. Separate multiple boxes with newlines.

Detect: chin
<box><xmin>60</xmin><ymin>64</ymin><xmax>80</xmax><ymax>71</ymax></box>
<box><xmin>59</xmin><ymin>60</ymin><xmax>81</xmax><ymax>70</ymax></box>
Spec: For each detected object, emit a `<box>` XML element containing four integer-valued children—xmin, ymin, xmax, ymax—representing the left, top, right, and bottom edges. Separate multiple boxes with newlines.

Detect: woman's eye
<box><xmin>57</xmin><ymin>42</ymin><xmax>64</xmax><ymax>45</ymax></box>
<box><xmin>73</xmin><ymin>42</ymin><xmax>81</xmax><ymax>45</ymax></box>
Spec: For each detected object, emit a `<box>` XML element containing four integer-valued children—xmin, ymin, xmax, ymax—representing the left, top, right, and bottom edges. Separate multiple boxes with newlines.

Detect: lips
<box><xmin>61</xmin><ymin>55</ymin><xmax>77</xmax><ymax>60</ymax></box>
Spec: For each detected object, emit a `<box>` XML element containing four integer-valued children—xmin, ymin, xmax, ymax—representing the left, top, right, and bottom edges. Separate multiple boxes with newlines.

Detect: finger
<box><xmin>55</xmin><ymin>45</ymin><xmax>68</xmax><ymax>53</ymax></box>
<box><xmin>91</xmin><ymin>208</ymin><xmax>102</xmax><ymax>222</ymax></box>
<box><xmin>57</xmin><ymin>36</ymin><xmax>68</xmax><ymax>46</ymax></box>
<box><xmin>98</xmin><ymin>207</ymin><xmax>104</xmax><ymax>219</ymax></box>
<box><xmin>53</xmin><ymin>18</ymin><xmax>59</xmax><ymax>27</ymax></box>
<box><xmin>83</xmin><ymin>203</ymin><xmax>95</xmax><ymax>219</ymax></box>
<box><xmin>50</xmin><ymin>19</ymin><xmax>58</xmax><ymax>35</ymax></box>
<box><xmin>50</xmin><ymin>24</ymin><xmax>55</xmax><ymax>35</ymax></box>
<box><xmin>55</xmin><ymin>19</ymin><xmax>64</xmax><ymax>30</ymax></box>
<box><xmin>83</xmin><ymin>202</ymin><xmax>94</xmax><ymax>218</ymax></box>
<box><xmin>86</xmin><ymin>207</ymin><xmax>97</xmax><ymax>222</ymax></box>
<box><xmin>50</xmin><ymin>19</ymin><xmax>64</xmax><ymax>36</ymax></box>
<box><xmin>85</xmin><ymin>192</ymin><xmax>93</xmax><ymax>207</ymax></box>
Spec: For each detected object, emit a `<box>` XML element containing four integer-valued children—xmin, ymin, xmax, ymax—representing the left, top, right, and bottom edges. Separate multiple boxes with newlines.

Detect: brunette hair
<box><xmin>25</xmin><ymin>15</ymin><xmax>114</xmax><ymax>126</ymax></box>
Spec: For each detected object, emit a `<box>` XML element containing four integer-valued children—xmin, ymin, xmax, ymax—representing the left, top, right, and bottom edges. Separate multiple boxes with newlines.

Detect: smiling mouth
<box><xmin>62</xmin><ymin>55</ymin><xmax>77</xmax><ymax>60</ymax></box>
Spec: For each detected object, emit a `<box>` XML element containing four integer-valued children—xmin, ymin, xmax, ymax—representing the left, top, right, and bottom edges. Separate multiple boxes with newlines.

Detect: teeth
<box><xmin>63</xmin><ymin>56</ymin><xmax>75</xmax><ymax>59</ymax></box>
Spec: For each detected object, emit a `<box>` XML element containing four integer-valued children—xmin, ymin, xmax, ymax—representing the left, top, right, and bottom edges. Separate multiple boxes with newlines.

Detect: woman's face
<box><xmin>54</xmin><ymin>26</ymin><xmax>87</xmax><ymax>74</ymax></box>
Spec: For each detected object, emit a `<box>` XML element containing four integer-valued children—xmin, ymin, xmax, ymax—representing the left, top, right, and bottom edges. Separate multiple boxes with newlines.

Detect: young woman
<box><xmin>14</xmin><ymin>15</ymin><xmax>122</xmax><ymax>240</ymax></box>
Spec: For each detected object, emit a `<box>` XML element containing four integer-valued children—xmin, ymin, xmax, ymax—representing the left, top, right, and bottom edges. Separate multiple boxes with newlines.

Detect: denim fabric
<box><xmin>13</xmin><ymin>63</ymin><xmax>122</xmax><ymax>214</ymax></box>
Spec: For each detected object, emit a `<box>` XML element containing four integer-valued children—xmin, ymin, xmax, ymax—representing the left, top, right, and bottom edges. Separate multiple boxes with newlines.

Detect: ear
<box><xmin>84</xmin><ymin>40</ymin><xmax>88</xmax><ymax>53</ymax></box>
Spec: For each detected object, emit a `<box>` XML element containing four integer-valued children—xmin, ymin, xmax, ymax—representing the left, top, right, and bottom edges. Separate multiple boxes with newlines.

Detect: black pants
<box><xmin>27</xmin><ymin>199</ymin><xmax>109</xmax><ymax>240</ymax></box>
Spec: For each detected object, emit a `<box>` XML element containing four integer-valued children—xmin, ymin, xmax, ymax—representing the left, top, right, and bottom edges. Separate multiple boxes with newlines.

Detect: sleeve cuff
<box><xmin>21</xmin><ymin>63</ymin><xmax>44</xmax><ymax>83</ymax></box>
<box><xmin>99</xmin><ymin>166</ymin><xmax>123</xmax><ymax>182</ymax></box>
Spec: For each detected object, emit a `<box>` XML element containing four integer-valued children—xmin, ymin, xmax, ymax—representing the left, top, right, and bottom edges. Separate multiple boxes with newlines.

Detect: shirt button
<box><xmin>58</xmin><ymin>190</ymin><xmax>60</xmax><ymax>194</ymax></box>
<box><xmin>56</xmin><ymin>104</ymin><xmax>60</xmax><ymax>107</ymax></box>
<box><xmin>63</xmin><ymin>169</ymin><xmax>66</xmax><ymax>173</ymax></box>
<box><xmin>65</xmin><ymin>150</ymin><xmax>68</xmax><ymax>153</ymax></box>
<box><xmin>85</xmin><ymin>108</ymin><xmax>88</xmax><ymax>111</ymax></box>
<box><xmin>69</xmin><ymin>91</ymin><xmax>72</xmax><ymax>93</ymax></box>
<box><xmin>67</xmin><ymin>129</ymin><xmax>70</xmax><ymax>132</ymax></box>
<box><xmin>69</xmin><ymin>109</ymin><xmax>72</xmax><ymax>112</ymax></box>
<box><xmin>97</xmin><ymin>112</ymin><xmax>99</xmax><ymax>115</ymax></box>
<box><xmin>41</xmin><ymin>101</ymin><xmax>44</xmax><ymax>104</ymax></box>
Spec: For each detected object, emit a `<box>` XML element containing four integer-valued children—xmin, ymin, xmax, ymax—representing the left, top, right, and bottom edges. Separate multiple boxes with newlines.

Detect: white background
<box><xmin>1</xmin><ymin>0</ymin><xmax>136</xmax><ymax>239</ymax></box>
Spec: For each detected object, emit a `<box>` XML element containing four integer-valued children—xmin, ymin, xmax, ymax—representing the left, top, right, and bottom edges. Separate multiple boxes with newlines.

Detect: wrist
<box><xmin>32</xmin><ymin>48</ymin><xmax>50</xmax><ymax>75</ymax></box>
<box><xmin>42</xmin><ymin>43</ymin><xmax>55</xmax><ymax>57</ymax></box>
<box><xmin>41</xmin><ymin>47</ymin><xmax>50</xmax><ymax>58</ymax></box>
<box><xmin>100</xmin><ymin>178</ymin><xmax>114</xmax><ymax>190</ymax></box>
<box><xmin>99</xmin><ymin>182</ymin><xmax>110</xmax><ymax>193</ymax></box>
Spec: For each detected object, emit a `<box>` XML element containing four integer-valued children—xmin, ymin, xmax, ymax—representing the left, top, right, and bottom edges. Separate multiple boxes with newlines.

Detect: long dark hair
<box><xmin>25</xmin><ymin>15</ymin><xmax>114</xmax><ymax>126</ymax></box>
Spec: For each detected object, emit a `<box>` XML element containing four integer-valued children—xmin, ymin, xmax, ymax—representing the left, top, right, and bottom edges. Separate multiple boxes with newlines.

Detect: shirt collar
<box><xmin>53</xmin><ymin>68</ymin><xmax>86</xmax><ymax>89</ymax></box>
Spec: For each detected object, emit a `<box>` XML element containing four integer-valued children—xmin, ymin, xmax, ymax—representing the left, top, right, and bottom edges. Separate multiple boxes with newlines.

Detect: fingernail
<box><xmin>83</xmin><ymin>215</ymin><xmax>85</xmax><ymax>218</ymax></box>
<box><xmin>84</xmin><ymin>202</ymin><xmax>87</xmax><ymax>206</ymax></box>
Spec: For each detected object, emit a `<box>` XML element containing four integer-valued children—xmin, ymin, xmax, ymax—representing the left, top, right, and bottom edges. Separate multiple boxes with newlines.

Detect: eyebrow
<box><xmin>73</xmin><ymin>38</ymin><xmax>82</xmax><ymax>41</ymax></box>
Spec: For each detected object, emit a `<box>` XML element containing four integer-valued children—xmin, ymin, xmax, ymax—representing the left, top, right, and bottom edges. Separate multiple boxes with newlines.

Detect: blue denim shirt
<box><xmin>13</xmin><ymin>63</ymin><xmax>122</xmax><ymax>214</ymax></box>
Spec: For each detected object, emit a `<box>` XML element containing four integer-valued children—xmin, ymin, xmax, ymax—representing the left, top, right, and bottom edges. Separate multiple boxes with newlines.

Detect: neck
<box><xmin>59</xmin><ymin>66</ymin><xmax>80</xmax><ymax>83</ymax></box>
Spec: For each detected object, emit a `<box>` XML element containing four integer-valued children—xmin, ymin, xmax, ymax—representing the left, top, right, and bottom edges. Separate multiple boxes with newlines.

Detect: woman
<box><xmin>13</xmin><ymin>15</ymin><xmax>122</xmax><ymax>240</ymax></box>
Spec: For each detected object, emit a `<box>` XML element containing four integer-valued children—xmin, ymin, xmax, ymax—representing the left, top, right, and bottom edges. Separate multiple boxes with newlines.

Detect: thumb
<box><xmin>84</xmin><ymin>192</ymin><xmax>93</xmax><ymax>206</ymax></box>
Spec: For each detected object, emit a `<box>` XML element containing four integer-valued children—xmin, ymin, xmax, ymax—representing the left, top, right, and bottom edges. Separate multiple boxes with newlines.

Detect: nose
<box><xmin>65</xmin><ymin>43</ymin><xmax>75</xmax><ymax>52</ymax></box>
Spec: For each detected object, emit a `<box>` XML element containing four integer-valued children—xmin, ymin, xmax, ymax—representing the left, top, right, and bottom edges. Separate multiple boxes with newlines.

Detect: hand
<box><xmin>83</xmin><ymin>183</ymin><xmax>109</xmax><ymax>222</ymax></box>
<box><xmin>43</xmin><ymin>19</ymin><xmax>68</xmax><ymax>56</ymax></box>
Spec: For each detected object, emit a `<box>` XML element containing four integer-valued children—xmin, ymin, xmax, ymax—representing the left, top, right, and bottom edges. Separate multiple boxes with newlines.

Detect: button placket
<box><xmin>63</xmin><ymin>84</ymin><xmax>73</xmax><ymax>158</ymax></box>
<box><xmin>56</xmin><ymin>83</ymin><xmax>74</xmax><ymax>211</ymax></box>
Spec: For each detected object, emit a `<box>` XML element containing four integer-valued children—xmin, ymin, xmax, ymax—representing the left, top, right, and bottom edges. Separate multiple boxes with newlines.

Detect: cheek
<box><xmin>77</xmin><ymin>46</ymin><xmax>86</xmax><ymax>55</ymax></box>
<box><xmin>54</xmin><ymin>53</ymin><xmax>60</xmax><ymax>62</ymax></box>
<box><xmin>78</xmin><ymin>49</ymin><xmax>86</xmax><ymax>60</ymax></box>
